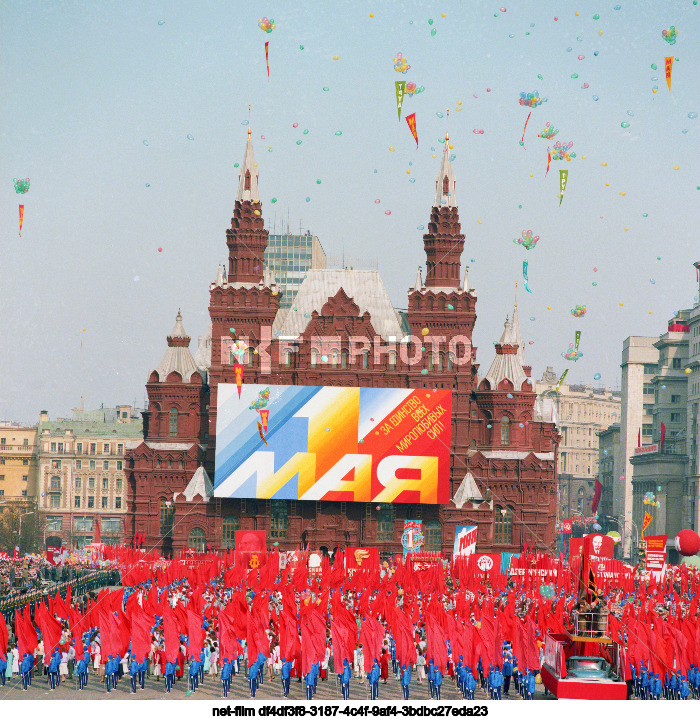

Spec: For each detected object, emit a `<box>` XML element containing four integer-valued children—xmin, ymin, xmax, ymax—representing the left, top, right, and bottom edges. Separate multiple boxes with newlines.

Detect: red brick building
<box><xmin>126</xmin><ymin>123</ymin><xmax>559</xmax><ymax>557</ymax></box>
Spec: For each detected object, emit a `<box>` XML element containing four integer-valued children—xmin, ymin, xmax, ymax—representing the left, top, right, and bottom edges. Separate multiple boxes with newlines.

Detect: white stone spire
<box><xmin>236</xmin><ymin>104</ymin><xmax>259</xmax><ymax>202</ymax></box>
<box><xmin>171</xmin><ymin>309</ymin><xmax>187</xmax><ymax>338</ymax></box>
<box><xmin>434</xmin><ymin>110</ymin><xmax>457</xmax><ymax>208</ymax></box>
<box><xmin>462</xmin><ymin>265</ymin><xmax>469</xmax><ymax>291</ymax></box>
<box><xmin>512</xmin><ymin>283</ymin><xmax>525</xmax><ymax>366</ymax></box>
<box><xmin>212</xmin><ymin>264</ymin><xmax>225</xmax><ymax>288</ymax></box>
<box><xmin>414</xmin><ymin>266</ymin><xmax>423</xmax><ymax>291</ymax></box>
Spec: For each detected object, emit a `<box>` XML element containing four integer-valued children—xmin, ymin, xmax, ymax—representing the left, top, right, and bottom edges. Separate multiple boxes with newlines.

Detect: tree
<box><xmin>0</xmin><ymin>503</ymin><xmax>39</xmax><ymax>554</ymax></box>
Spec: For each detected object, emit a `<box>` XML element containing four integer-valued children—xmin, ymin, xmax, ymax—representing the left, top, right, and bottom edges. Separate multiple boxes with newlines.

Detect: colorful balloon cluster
<box><xmin>514</xmin><ymin>229</ymin><xmax>540</xmax><ymax>250</ymax></box>
<box><xmin>562</xmin><ymin>343</ymin><xmax>583</xmax><ymax>361</ymax></box>
<box><xmin>571</xmin><ymin>304</ymin><xmax>587</xmax><ymax>318</ymax></box>
<box><xmin>248</xmin><ymin>387</ymin><xmax>270</xmax><ymax>411</ymax></box>
<box><xmin>258</xmin><ymin>17</ymin><xmax>275</xmax><ymax>33</ymax></box>
<box><xmin>405</xmin><ymin>82</ymin><xmax>425</xmax><ymax>96</ymax></box>
<box><xmin>550</xmin><ymin>140</ymin><xmax>576</xmax><ymax>161</ymax></box>
<box><xmin>393</xmin><ymin>52</ymin><xmax>410</xmax><ymax>74</ymax></box>
<box><xmin>231</xmin><ymin>339</ymin><xmax>248</xmax><ymax>359</ymax></box>
<box><xmin>519</xmin><ymin>90</ymin><xmax>547</xmax><ymax>108</ymax></box>
<box><xmin>537</xmin><ymin>123</ymin><xmax>558</xmax><ymax>140</ymax></box>
<box><xmin>643</xmin><ymin>491</ymin><xmax>661</xmax><ymax>508</ymax></box>
<box><xmin>13</xmin><ymin>178</ymin><xmax>30</xmax><ymax>194</ymax></box>
<box><xmin>538</xmin><ymin>583</ymin><xmax>556</xmax><ymax>599</ymax></box>
<box><xmin>661</xmin><ymin>26</ymin><xmax>678</xmax><ymax>45</ymax></box>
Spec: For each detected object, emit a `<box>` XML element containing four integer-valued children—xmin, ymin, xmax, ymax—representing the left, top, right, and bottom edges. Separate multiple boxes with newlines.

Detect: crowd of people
<box><xmin>2</xmin><ymin>544</ymin><xmax>700</xmax><ymax>701</ymax></box>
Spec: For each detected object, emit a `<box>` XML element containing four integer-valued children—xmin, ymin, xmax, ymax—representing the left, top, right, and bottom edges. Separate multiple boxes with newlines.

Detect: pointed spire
<box><xmin>237</xmin><ymin>104</ymin><xmax>259</xmax><ymax>202</ymax></box>
<box><xmin>171</xmin><ymin>309</ymin><xmax>186</xmax><ymax>338</ymax></box>
<box><xmin>414</xmin><ymin>266</ymin><xmax>423</xmax><ymax>291</ymax></box>
<box><xmin>434</xmin><ymin>109</ymin><xmax>456</xmax><ymax>208</ymax></box>
<box><xmin>511</xmin><ymin>283</ymin><xmax>525</xmax><ymax>365</ymax></box>
<box><xmin>212</xmin><ymin>264</ymin><xmax>225</xmax><ymax>288</ymax></box>
<box><xmin>462</xmin><ymin>264</ymin><xmax>469</xmax><ymax>291</ymax></box>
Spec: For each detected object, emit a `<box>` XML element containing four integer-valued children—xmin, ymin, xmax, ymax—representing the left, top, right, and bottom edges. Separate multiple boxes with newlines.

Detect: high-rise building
<box><xmin>597</xmin><ymin>423</ymin><xmax>620</xmax><ymax>546</ymax></box>
<box><xmin>127</xmin><ymin>120</ymin><xmax>559</xmax><ymax>557</ymax></box>
<box><xmin>534</xmin><ymin>368</ymin><xmax>620</xmax><ymax>522</ymax></box>
<box><xmin>37</xmin><ymin>405</ymin><xmax>143</xmax><ymax>548</ymax></box>
<box><xmin>616</xmin><ymin>337</ymin><xmax>659</xmax><ymax>553</ymax></box>
<box><xmin>264</xmin><ymin>232</ymin><xmax>326</xmax><ymax>309</ymax></box>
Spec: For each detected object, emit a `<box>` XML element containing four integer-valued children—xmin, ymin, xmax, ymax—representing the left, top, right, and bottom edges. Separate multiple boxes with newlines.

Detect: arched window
<box><xmin>442</xmin><ymin>175</ymin><xmax>449</xmax><ymax>195</ymax></box>
<box><xmin>428</xmin><ymin>354</ymin><xmax>434</xmax><ymax>371</ymax></box>
<box><xmin>388</xmin><ymin>352</ymin><xmax>397</xmax><ymax>370</ymax></box>
<box><xmin>494</xmin><ymin>506</ymin><xmax>513</xmax><ymax>545</ymax></box>
<box><xmin>424</xmin><ymin>519</ymin><xmax>441</xmax><ymax>552</ymax></box>
<box><xmin>438</xmin><ymin>352</ymin><xmax>445</xmax><ymax>371</ymax></box>
<box><xmin>376</xmin><ymin>504</ymin><xmax>394</xmax><ymax>541</ymax></box>
<box><xmin>332</xmin><ymin>351</ymin><xmax>339</xmax><ymax>367</ymax></box>
<box><xmin>284</xmin><ymin>350</ymin><xmax>293</xmax><ymax>367</ymax></box>
<box><xmin>160</xmin><ymin>499</ymin><xmax>174</xmax><ymax>537</ymax></box>
<box><xmin>247</xmin><ymin>347</ymin><xmax>254</xmax><ymax>367</ymax></box>
<box><xmin>270</xmin><ymin>500</ymin><xmax>288</xmax><ymax>538</ymax></box>
<box><xmin>501</xmin><ymin>416</ymin><xmax>510</xmax><ymax>446</ymax></box>
<box><xmin>447</xmin><ymin>354</ymin><xmax>454</xmax><ymax>371</ymax></box>
<box><xmin>361</xmin><ymin>351</ymin><xmax>369</xmax><ymax>369</ymax></box>
<box><xmin>311</xmin><ymin>349</ymin><xmax>318</xmax><ymax>367</ymax></box>
<box><xmin>188</xmin><ymin>527</ymin><xmax>205</xmax><ymax>552</ymax></box>
<box><xmin>341</xmin><ymin>350</ymin><xmax>349</xmax><ymax>369</ymax></box>
<box><xmin>222</xmin><ymin>515</ymin><xmax>239</xmax><ymax>549</ymax></box>
<box><xmin>169</xmin><ymin>408</ymin><xmax>178</xmax><ymax>437</ymax></box>
<box><xmin>244</xmin><ymin>170</ymin><xmax>251</xmax><ymax>191</ymax></box>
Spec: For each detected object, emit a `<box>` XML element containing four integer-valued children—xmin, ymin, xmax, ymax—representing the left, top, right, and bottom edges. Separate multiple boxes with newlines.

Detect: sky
<box><xmin>1</xmin><ymin>0</ymin><xmax>699</xmax><ymax>424</ymax></box>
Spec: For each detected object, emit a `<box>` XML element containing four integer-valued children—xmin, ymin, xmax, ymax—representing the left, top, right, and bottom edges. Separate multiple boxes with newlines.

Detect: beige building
<box><xmin>535</xmin><ymin>368</ymin><xmax>621</xmax><ymax>521</ymax></box>
<box><xmin>0</xmin><ymin>423</ymin><xmax>38</xmax><ymax>507</ymax></box>
<box><xmin>37</xmin><ymin>405</ymin><xmax>143</xmax><ymax>548</ymax></box>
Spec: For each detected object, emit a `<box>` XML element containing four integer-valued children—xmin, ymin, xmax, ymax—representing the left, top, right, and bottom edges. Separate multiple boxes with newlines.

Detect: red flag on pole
<box><xmin>660</xmin><ymin>422</ymin><xmax>666</xmax><ymax>451</ymax></box>
<box><xmin>405</xmin><ymin>113</ymin><xmax>418</xmax><ymax>149</ymax></box>
<box><xmin>591</xmin><ymin>477</ymin><xmax>602</xmax><ymax>513</ymax></box>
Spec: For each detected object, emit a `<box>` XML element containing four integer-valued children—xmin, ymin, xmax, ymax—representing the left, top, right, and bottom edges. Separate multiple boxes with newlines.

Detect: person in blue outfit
<box><xmin>526</xmin><ymin>670</ymin><xmax>535</xmax><ymax>700</ymax></box>
<box><xmin>48</xmin><ymin>646</ymin><xmax>61</xmax><ymax>690</ymax></box>
<box><xmin>305</xmin><ymin>668</ymin><xmax>314</xmax><ymax>700</ymax></box>
<box><xmin>681</xmin><ymin>674</ymin><xmax>690</xmax><ymax>700</ymax></box>
<box><xmin>138</xmin><ymin>655</ymin><xmax>146</xmax><ymax>689</ymax></box>
<box><xmin>502</xmin><ymin>655</ymin><xmax>513</xmax><ymax>695</ymax></box>
<box><xmin>369</xmin><ymin>658</ymin><xmax>380</xmax><ymax>700</ymax></box>
<box><xmin>340</xmin><ymin>658</ymin><xmax>351</xmax><ymax>700</ymax></box>
<box><xmin>390</xmin><ymin>636</ymin><xmax>397</xmax><ymax>676</ymax></box>
<box><xmin>164</xmin><ymin>659</ymin><xmax>176</xmax><ymax>693</ymax></box>
<box><xmin>465</xmin><ymin>669</ymin><xmax>476</xmax><ymax>700</ymax></box>
<box><xmin>652</xmin><ymin>673</ymin><xmax>662</xmax><ymax>700</ymax></box>
<box><xmin>257</xmin><ymin>652</ymin><xmax>266</xmax><ymax>685</ymax></box>
<box><xmin>189</xmin><ymin>655</ymin><xmax>199</xmax><ymax>692</ymax></box>
<box><xmin>312</xmin><ymin>661</ymin><xmax>319</xmax><ymax>693</ymax></box>
<box><xmin>76</xmin><ymin>652</ymin><xmax>88</xmax><ymax>690</ymax></box>
<box><xmin>433</xmin><ymin>664</ymin><xmax>443</xmax><ymax>700</ymax></box>
<box><xmin>130</xmin><ymin>655</ymin><xmax>139</xmax><ymax>693</ymax></box>
<box><xmin>248</xmin><ymin>661</ymin><xmax>258</xmax><ymax>698</ymax></box>
<box><xmin>477</xmin><ymin>657</ymin><xmax>485</xmax><ymax>689</ymax></box>
<box><xmin>400</xmin><ymin>663</ymin><xmax>410</xmax><ymax>700</ymax></box>
<box><xmin>491</xmin><ymin>664</ymin><xmax>503</xmax><ymax>700</ymax></box>
<box><xmin>199</xmin><ymin>649</ymin><xmax>206</xmax><ymax>684</ymax></box>
<box><xmin>20</xmin><ymin>653</ymin><xmax>32</xmax><ymax>691</ymax></box>
<box><xmin>670</xmin><ymin>669</ymin><xmax>679</xmax><ymax>699</ymax></box>
<box><xmin>427</xmin><ymin>658</ymin><xmax>435</xmax><ymax>698</ymax></box>
<box><xmin>281</xmin><ymin>656</ymin><xmax>292</xmax><ymax>697</ymax></box>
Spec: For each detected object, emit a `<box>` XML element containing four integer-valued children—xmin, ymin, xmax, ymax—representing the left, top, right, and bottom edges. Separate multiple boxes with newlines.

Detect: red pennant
<box><xmin>405</xmin><ymin>112</ymin><xmax>418</xmax><ymax>148</ymax></box>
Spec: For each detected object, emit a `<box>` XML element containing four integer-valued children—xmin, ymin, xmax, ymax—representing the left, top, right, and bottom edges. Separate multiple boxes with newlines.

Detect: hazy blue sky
<box><xmin>2</xmin><ymin>1</ymin><xmax>699</xmax><ymax>423</ymax></box>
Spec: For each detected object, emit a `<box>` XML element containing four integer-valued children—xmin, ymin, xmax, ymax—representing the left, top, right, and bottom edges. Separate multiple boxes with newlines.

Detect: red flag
<box><xmin>405</xmin><ymin>113</ymin><xmax>418</xmax><ymax>149</ymax></box>
<box><xmin>257</xmin><ymin>421</ymin><xmax>267</xmax><ymax>446</ymax></box>
<box><xmin>0</xmin><ymin>613</ymin><xmax>7</xmax><ymax>660</ymax></box>
<box><xmin>233</xmin><ymin>363</ymin><xmax>244</xmax><ymax>399</ymax></box>
<box><xmin>163</xmin><ymin>606</ymin><xmax>180</xmax><ymax>664</ymax></box>
<box><xmin>130</xmin><ymin>607</ymin><xmax>153</xmax><ymax>663</ymax></box>
<box><xmin>186</xmin><ymin>608</ymin><xmax>204</xmax><ymax>657</ymax></box>
<box><xmin>265</xmin><ymin>41</ymin><xmax>270</xmax><ymax>77</ymax></box>
<box><xmin>660</xmin><ymin>422</ymin><xmax>666</xmax><ymax>451</ymax></box>
<box><xmin>259</xmin><ymin>409</ymin><xmax>269</xmax><ymax>433</ymax></box>
<box><xmin>638</xmin><ymin>428</ymin><xmax>641</xmax><ymax>447</ymax></box>
<box><xmin>591</xmin><ymin>477</ymin><xmax>602</xmax><ymax>513</ymax></box>
<box><xmin>94</xmin><ymin>517</ymin><xmax>101</xmax><ymax>544</ymax></box>
<box><xmin>219</xmin><ymin>608</ymin><xmax>243</xmax><ymax>663</ymax></box>
<box><xmin>665</xmin><ymin>56</ymin><xmax>673</xmax><ymax>92</ymax></box>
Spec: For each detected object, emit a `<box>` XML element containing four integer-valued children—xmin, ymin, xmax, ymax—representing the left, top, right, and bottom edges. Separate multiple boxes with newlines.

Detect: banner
<box><xmin>453</xmin><ymin>525</ymin><xmax>478</xmax><ymax>557</ymax></box>
<box><xmin>473</xmin><ymin>553</ymin><xmax>501</xmax><ymax>576</ymax></box>
<box><xmin>234</xmin><ymin>530</ymin><xmax>267</xmax><ymax>569</ymax></box>
<box><xmin>405</xmin><ymin>113</ymin><xmax>418</xmax><ymax>148</ymax></box>
<box><xmin>345</xmin><ymin>547</ymin><xmax>379</xmax><ymax>572</ymax></box>
<box><xmin>562</xmin><ymin>519</ymin><xmax>573</xmax><ymax>534</ymax></box>
<box><xmin>641</xmin><ymin>511</ymin><xmax>653</xmax><ymax>537</ymax></box>
<box><xmin>215</xmin><ymin>384</ymin><xmax>452</xmax><ymax>503</ymax></box>
<box><xmin>559</xmin><ymin>169</ymin><xmax>568</xmax><ymax>205</ymax></box>
<box><xmin>401</xmin><ymin>520</ymin><xmax>424</xmax><ymax>557</ymax></box>
<box><xmin>395</xmin><ymin>81</ymin><xmax>406</xmax><ymax>121</ymax></box>
<box><xmin>665</xmin><ymin>56</ymin><xmax>673</xmax><ymax>92</ymax></box>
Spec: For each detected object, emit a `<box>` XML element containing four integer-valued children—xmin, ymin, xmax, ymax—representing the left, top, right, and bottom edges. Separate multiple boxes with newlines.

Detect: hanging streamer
<box><xmin>546</xmin><ymin>149</ymin><xmax>551</xmax><ymax>176</ymax></box>
<box><xmin>559</xmin><ymin>169</ymin><xmax>568</xmax><ymax>205</ymax></box>
<box><xmin>523</xmin><ymin>260</ymin><xmax>533</xmax><ymax>294</ymax></box>
<box><xmin>574</xmin><ymin>330</ymin><xmax>581</xmax><ymax>350</ymax></box>
<box><xmin>395</xmin><ymin>81</ymin><xmax>406</xmax><ymax>122</ymax></box>
<box><xmin>665</xmin><ymin>56</ymin><xmax>673</xmax><ymax>92</ymax></box>
<box><xmin>555</xmin><ymin>369</ymin><xmax>569</xmax><ymax>395</ymax></box>
<box><xmin>233</xmin><ymin>362</ymin><xmax>244</xmax><ymax>399</ymax></box>
<box><xmin>521</xmin><ymin>111</ymin><xmax>532</xmax><ymax>145</ymax></box>
<box><xmin>265</xmin><ymin>41</ymin><xmax>270</xmax><ymax>77</ymax></box>
<box><xmin>259</xmin><ymin>409</ymin><xmax>269</xmax><ymax>433</ymax></box>
<box><xmin>257</xmin><ymin>421</ymin><xmax>268</xmax><ymax>447</ymax></box>
<box><xmin>18</xmin><ymin>204</ymin><xmax>24</xmax><ymax>237</ymax></box>
<box><xmin>405</xmin><ymin>112</ymin><xmax>418</xmax><ymax>148</ymax></box>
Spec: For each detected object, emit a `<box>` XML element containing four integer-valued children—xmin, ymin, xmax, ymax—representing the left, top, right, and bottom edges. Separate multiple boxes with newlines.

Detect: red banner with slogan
<box><xmin>234</xmin><ymin>530</ymin><xmax>267</xmax><ymax>569</ymax></box>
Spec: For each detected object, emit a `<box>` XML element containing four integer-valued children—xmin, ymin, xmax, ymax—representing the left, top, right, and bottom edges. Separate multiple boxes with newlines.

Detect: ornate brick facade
<box><xmin>126</xmin><ymin>128</ymin><xmax>559</xmax><ymax>558</ymax></box>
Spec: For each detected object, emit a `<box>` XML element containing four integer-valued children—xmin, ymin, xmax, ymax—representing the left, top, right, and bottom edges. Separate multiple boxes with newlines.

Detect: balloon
<box><xmin>514</xmin><ymin>229</ymin><xmax>539</xmax><ymax>250</ymax></box>
<box><xmin>393</xmin><ymin>52</ymin><xmax>411</xmax><ymax>74</ymax></box>
<box><xmin>675</xmin><ymin>529</ymin><xmax>700</xmax><ymax>556</ymax></box>
<box><xmin>661</xmin><ymin>26</ymin><xmax>678</xmax><ymax>45</ymax></box>
<box><xmin>562</xmin><ymin>343</ymin><xmax>583</xmax><ymax>362</ymax></box>
<box><xmin>258</xmin><ymin>17</ymin><xmax>276</xmax><ymax>33</ymax></box>
<box><xmin>537</xmin><ymin>123</ymin><xmax>558</xmax><ymax>140</ymax></box>
<box><xmin>570</xmin><ymin>304</ymin><xmax>587</xmax><ymax>318</ymax></box>
<box><xmin>519</xmin><ymin>90</ymin><xmax>546</xmax><ymax>108</ymax></box>
<box><xmin>13</xmin><ymin>178</ymin><xmax>30</xmax><ymax>194</ymax></box>
<box><xmin>549</xmin><ymin>140</ymin><xmax>576</xmax><ymax>162</ymax></box>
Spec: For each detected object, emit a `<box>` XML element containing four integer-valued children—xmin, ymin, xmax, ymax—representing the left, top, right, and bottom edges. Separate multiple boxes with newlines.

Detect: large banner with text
<box><xmin>215</xmin><ymin>384</ymin><xmax>452</xmax><ymax>503</ymax></box>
